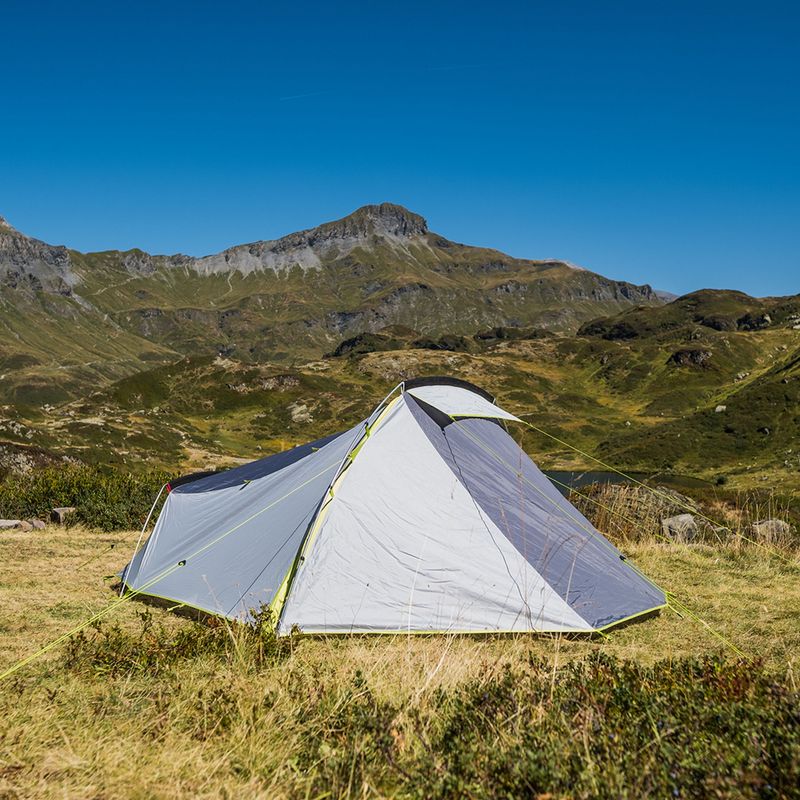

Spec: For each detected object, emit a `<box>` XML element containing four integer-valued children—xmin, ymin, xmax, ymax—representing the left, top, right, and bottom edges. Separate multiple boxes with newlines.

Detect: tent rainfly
<box><xmin>121</xmin><ymin>377</ymin><xmax>665</xmax><ymax>634</ymax></box>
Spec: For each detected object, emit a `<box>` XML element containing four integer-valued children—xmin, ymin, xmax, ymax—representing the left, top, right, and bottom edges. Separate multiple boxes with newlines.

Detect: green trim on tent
<box><xmin>272</xmin><ymin>397</ymin><xmax>401</xmax><ymax>626</ymax></box>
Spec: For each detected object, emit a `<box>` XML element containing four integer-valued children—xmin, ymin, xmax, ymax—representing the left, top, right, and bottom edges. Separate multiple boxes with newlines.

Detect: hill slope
<box><xmin>0</xmin><ymin>204</ymin><xmax>659</xmax><ymax>404</ymax></box>
<box><xmin>2</xmin><ymin>288</ymin><xmax>798</xmax><ymax>489</ymax></box>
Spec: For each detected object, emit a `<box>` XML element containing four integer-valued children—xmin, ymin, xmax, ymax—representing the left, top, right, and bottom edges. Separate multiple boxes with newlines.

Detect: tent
<box><xmin>121</xmin><ymin>377</ymin><xmax>665</xmax><ymax>634</ymax></box>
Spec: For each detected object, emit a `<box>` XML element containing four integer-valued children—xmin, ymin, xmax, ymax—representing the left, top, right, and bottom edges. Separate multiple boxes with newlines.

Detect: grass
<box><xmin>4</xmin><ymin>305</ymin><xmax>799</xmax><ymax>491</ymax></box>
<box><xmin>0</xmin><ymin>525</ymin><xmax>798</xmax><ymax>798</ymax></box>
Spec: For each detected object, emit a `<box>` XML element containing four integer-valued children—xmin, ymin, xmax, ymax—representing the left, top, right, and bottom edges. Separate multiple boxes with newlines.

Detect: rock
<box><xmin>715</xmin><ymin>405</ymin><xmax>727</xmax><ymax>413</ymax></box>
<box><xmin>668</xmin><ymin>349</ymin><xmax>713</xmax><ymax>368</ymax></box>
<box><xmin>738</xmin><ymin>312</ymin><xmax>773</xmax><ymax>331</ymax></box>
<box><xmin>735</xmin><ymin>371</ymin><xmax>750</xmax><ymax>382</ymax></box>
<box><xmin>288</xmin><ymin>403</ymin><xmax>313</xmax><ymax>424</ymax></box>
<box><xmin>0</xmin><ymin>519</ymin><xmax>35</xmax><ymax>531</ymax></box>
<box><xmin>51</xmin><ymin>506</ymin><xmax>76</xmax><ymax>524</ymax></box>
<box><xmin>661</xmin><ymin>513</ymin><xmax>698</xmax><ymax>542</ymax></box>
<box><xmin>749</xmin><ymin>519</ymin><xmax>794</xmax><ymax>543</ymax></box>
<box><xmin>30</xmin><ymin>519</ymin><xmax>46</xmax><ymax>530</ymax></box>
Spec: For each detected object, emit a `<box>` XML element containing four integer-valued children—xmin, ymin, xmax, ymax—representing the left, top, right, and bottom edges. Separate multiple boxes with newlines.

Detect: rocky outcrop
<box><xmin>194</xmin><ymin>203</ymin><xmax>430</xmax><ymax>275</ymax></box>
<box><xmin>51</xmin><ymin>506</ymin><xmax>76</xmax><ymax>524</ymax></box>
<box><xmin>0</xmin><ymin>217</ymin><xmax>76</xmax><ymax>296</ymax></box>
<box><xmin>668</xmin><ymin>349</ymin><xmax>713</xmax><ymax>368</ymax></box>
<box><xmin>0</xmin><ymin>519</ymin><xmax>41</xmax><ymax>531</ymax></box>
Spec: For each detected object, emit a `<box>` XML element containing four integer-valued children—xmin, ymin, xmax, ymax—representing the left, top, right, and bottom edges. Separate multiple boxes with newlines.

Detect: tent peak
<box><xmin>402</xmin><ymin>376</ymin><xmax>495</xmax><ymax>403</ymax></box>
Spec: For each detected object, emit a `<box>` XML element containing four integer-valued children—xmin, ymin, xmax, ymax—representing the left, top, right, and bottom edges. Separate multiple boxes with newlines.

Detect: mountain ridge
<box><xmin>0</xmin><ymin>203</ymin><xmax>648</xmax><ymax>280</ymax></box>
<box><xmin>0</xmin><ymin>203</ymin><xmax>663</xmax><ymax>405</ymax></box>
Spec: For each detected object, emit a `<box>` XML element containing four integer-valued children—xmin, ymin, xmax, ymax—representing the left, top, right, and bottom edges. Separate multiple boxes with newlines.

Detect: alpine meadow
<box><xmin>1</xmin><ymin>2</ymin><xmax>799</xmax><ymax>797</ymax></box>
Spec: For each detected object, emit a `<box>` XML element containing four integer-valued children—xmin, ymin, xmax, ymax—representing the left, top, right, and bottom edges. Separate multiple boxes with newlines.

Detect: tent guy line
<box><xmin>0</xmin><ymin>455</ymin><xmax>349</xmax><ymax>683</ymax></box>
<box><xmin>518</xmin><ymin>416</ymin><xmax>795</xmax><ymax>564</ymax></box>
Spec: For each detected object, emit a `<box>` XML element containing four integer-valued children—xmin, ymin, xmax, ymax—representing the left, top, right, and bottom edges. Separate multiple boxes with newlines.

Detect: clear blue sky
<box><xmin>1</xmin><ymin>1</ymin><xmax>797</xmax><ymax>296</ymax></box>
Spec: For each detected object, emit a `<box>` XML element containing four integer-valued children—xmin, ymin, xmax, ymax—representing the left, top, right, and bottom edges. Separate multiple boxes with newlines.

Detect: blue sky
<box><xmin>1</xmin><ymin>1</ymin><xmax>797</xmax><ymax>296</ymax></box>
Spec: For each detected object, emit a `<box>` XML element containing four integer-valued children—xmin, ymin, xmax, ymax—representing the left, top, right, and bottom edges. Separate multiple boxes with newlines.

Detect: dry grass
<box><xmin>0</xmin><ymin>525</ymin><xmax>798</xmax><ymax>798</ymax></box>
<box><xmin>572</xmin><ymin>482</ymin><xmax>799</xmax><ymax>549</ymax></box>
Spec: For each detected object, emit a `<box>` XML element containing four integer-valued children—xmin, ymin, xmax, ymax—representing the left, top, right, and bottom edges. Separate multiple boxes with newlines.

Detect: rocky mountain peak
<box><xmin>194</xmin><ymin>203</ymin><xmax>431</xmax><ymax>275</ymax></box>
<box><xmin>331</xmin><ymin>203</ymin><xmax>429</xmax><ymax>239</ymax></box>
<box><xmin>0</xmin><ymin>214</ymin><xmax>20</xmax><ymax>235</ymax></box>
<box><xmin>0</xmin><ymin>213</ymin><xmax>76</xmax><ymax>294</ymax></box>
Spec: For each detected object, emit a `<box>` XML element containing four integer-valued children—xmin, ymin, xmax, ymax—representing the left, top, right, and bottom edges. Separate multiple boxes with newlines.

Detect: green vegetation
<box><xmin>0</xmin><ymin>523</ymin><xmax>798</xmax><ymax>799</ymax></box>
<box><xmin>0</xmin><ymin>464</ymin><xmax>169</xmax><ymax>531</ymax></box>
<box><xmin>3</xmin><ymin>210</ymin><xmax>799</xmax><ymax>798</ymax></box>
<box><xmin>578</xmin><ymin>289</ymin><xmax>800</xmax><ymax>339</ymax></box>
<box><xmin>1</xmin><ymin>205</ymin><xmax>659</xmax><ymax>411</ymax></box>
<box><xmin>55</xmin><ymin>623</ymin><xmax>800</xmax><ymax>800</ymax></box>
<box><xmin>3</xmin><ymin>205</ymin><xmax>799</xmax><ymax>489</ymax></box>
<box><xmin>3</xmin><ymin>295</ymin><xmax>799</xmax><ymax>488</ymax></box>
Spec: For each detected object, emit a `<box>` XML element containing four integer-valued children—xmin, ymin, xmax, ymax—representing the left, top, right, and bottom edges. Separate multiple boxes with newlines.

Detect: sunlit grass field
<box><xmin>1</xmin><ymin>525</ymin><xmax>798</xmax><ymax>798</ymax></box>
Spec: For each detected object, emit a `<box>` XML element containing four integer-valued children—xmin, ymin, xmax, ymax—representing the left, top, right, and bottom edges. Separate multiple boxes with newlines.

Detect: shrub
<box><xmin>291</xmin><ymin>654</ymin><xmax>800</xmax><ymax>800</ymax></box>
<box><xmin>0</xmin><ymin>464</ymin><xmax>170</xmax><ymax>531</ymax></box>
<box><xmin>62</xmin><ymin>606</ymin><xmax>293</xmax><ymax>678</ymax></box>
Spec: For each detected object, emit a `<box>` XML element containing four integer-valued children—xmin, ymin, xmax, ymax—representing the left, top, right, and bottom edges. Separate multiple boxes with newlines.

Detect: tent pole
<box><xmin>273</xmin><ymin>385</ymin><xmax>404</xmax><ymax>631</ymax></box>
<box><xmin>119</xmin><ymin>482</ymin><xmax>167</xmax><ymax>596</ymax></box>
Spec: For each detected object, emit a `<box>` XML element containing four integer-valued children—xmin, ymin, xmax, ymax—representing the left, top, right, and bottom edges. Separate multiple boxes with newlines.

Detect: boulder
<box><xmin>668</xmin><ymin>349</ymin><xmax>713</xmax><ymax>368</ymax></box>
<box><xmin>30</xmin><ymin>519</ymin><xmax>46</xmax><ymax>530</ymax></box>
<box><xmin>661</xmin><ymin>513</ymin><xmax>698</xmax><ymax>542</ymax></box>
<box><xmin>749</xmin><ymin>519</ymin><xmax>794</xmax><ymax>543</ymax></box>
<box><xmin>51</xmin><ymin>506</ymin><xmax>76</xmax><ymax>524</ymax></box>
<box><xmin>0</xmin><ymin>519</ymin><xmax>36</xmax><ymax>531</ymax></box>
<box><xmin>714</xmin><ymin>405</ymin><xmax>727</xmax><ymax>413</ymax></box>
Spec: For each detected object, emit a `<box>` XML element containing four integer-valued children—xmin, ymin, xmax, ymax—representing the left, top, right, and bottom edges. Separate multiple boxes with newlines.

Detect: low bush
<box><xmin>0</xmin><ymin>464</ymin><xmax>170</xmax><ymax>531</ymax></box>
<box><xmin>62</xmin><ymin>606</ymin><xmax>293</xmax><ymax>677</ymax></box>
<box><xmin>402</xmin><ymin>655</ymin><xmax>800</xmax><ymax>799</ymax></box>
<box><xmin>53</xmin><ymin>613</ymin><xmax>800</xmax><ymax>799</ymax></box>
<box><xmin>281</xmin><ymin>653</ymin><xmax>800</xmax><ymax>799</ymax></box>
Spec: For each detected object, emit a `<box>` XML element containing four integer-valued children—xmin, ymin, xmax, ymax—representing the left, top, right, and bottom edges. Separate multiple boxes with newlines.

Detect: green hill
<box><xmin>2</xmin><ymin>208</ymin><xmax>797</xmax><ymax>489</ymax></box>
<box><xmin>0</xmin><ymin>204</ymin><xmax>659</xmax><ymax>405</ymax></box>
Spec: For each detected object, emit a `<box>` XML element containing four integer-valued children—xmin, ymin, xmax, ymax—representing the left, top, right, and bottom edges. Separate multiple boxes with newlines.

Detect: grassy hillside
<box><xmin>3</xmin><ymin>288</ymin><xmax>798</xmax><ymax>489</ymax></box>
<box><xmin>0</xmin><ymin>204</ymin><xmax>661</xmax><ymax>407</ymax></box>
<box><xmin>0</xmin><ymin>516</ymin><xmax>797</xmax><ymax>798</ymax></box>
<box><xmin>2</xmin><ymin>204</ymin><xmax>798</xmax><ymax>492</ymax></box>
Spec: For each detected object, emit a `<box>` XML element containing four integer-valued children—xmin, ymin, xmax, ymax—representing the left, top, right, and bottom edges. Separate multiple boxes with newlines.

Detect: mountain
<box><xmin>0</xmin><ymin>203</ymin><xmax>659</xmax><ymax>405</ymax></box>
<box><xmin>578</xmin><ymin>289</ymin><xmax>800</xmax><ymax>340</ymax></box>
<box><xmin>8</xmin><ymin>205</ymin><xmax>796</xmax><ymax>488</ymax></box>
<box><xmin>575</xmin><ymin>289</ymin><xmax>800</xmax><ymax>479</ymax></box>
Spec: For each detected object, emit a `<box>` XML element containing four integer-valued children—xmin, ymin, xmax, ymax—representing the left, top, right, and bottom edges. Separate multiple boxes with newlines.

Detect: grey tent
<box><xmin>121</xmin><ymin>378</ymin><xmax>665</xmax><ymax>634</ymax></box>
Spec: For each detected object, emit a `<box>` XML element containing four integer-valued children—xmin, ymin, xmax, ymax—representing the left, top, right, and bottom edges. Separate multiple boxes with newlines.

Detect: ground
<box><xmin>0</xmin><ymin>527</ymin><xmax>798</xmax><ymax>798</ymax></box>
